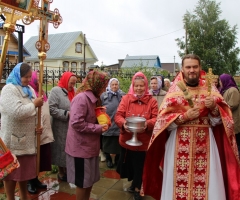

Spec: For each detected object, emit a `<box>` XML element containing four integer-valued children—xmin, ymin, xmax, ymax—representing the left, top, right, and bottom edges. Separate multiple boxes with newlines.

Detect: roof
<box><xmin>24</xmin><ymin>31</ymin><xmax>98</xmax><ymax>61</ymax></box>
<box><xmin>121</xmin><ymin>55</ymin><xmax>161</xmax><ymax>68</ymax></box>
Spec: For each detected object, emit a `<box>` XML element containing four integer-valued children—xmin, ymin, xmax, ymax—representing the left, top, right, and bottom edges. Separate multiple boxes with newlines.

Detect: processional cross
<box><xmin>0</xmin><ymin>0</ymin><xmax>62</xmax><ymax>174</ymax></box>
<box><xmin>204</xmin><ymin>68</ymin><xmax>218</xmax><ymax>96</ymax></box>
<box><xmin>0</xmin><ymin>0</ymin><xmax>37</xmax><ymax>80</ymax></box>
<box><xmin>22</xmin><ymin>0</ymin><xmax>62</xmax><ymax>173</ymax></box>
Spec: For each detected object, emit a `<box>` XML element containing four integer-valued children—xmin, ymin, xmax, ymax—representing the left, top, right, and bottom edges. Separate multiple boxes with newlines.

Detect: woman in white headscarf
<box><xmin>149</xmin><ymin>76</ymin><xmax>167</xmax><ymax>108</ymax></box>
<box><xmin>100</xmin><ymin>78</ymin><xmax>125</xmax><ymax>168</ymax></box>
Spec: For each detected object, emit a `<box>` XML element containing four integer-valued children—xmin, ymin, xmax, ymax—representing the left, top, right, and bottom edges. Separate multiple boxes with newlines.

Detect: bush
<box><xmin>109</xmin><ymin>67</ymin><xmax>169</xmax><ymax>93</ymax></box>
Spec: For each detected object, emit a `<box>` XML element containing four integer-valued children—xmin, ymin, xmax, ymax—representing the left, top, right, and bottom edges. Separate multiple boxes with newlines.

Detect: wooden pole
<box><xmin>0</xmin><ymin>23</ymin><xmax>15</xmax><ymax>81</ymax></box>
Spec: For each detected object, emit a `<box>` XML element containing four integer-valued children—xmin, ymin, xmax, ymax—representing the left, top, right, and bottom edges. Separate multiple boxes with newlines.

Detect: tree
<box><xmin>176</xmin><ymin>0</ymin><xmax>240</xmax><ymax>75</ymax></box>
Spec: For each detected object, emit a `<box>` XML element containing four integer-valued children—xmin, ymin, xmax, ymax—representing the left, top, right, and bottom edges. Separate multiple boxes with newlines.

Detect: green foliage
<box><xmin>110</xmin><ymin>67</ymin><xmax>169</xmax><ymax>93</ymax></box>
<box><xmin>51</xmin><ymin>165</ymin><xmax>58</xmax><ymax>173</ymax></box>
<box><xmin>176</xmin><ymin>0</ymin><xmax>240</xmax><ymax>75</ymax></box>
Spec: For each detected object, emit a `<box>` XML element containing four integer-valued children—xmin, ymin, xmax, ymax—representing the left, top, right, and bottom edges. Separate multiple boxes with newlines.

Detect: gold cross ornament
<box><xmin>205</xmin><ymin>68</ymin><xmax>218</xmax><ymax>96</ymax></box>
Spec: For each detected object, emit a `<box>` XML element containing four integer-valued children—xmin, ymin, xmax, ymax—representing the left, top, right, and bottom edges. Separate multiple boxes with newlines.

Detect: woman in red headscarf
<box><xmin>48</xmin><ymin>72</ymin><xmax>77</xmax><ymax>182</ymax></box>
<box><xmin>114</xmin><ymin>72</ymin><xmax>158</xmax><ymax>200</ymax></box>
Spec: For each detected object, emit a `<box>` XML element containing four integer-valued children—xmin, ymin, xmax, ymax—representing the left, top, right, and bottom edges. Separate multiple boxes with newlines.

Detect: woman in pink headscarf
<box><xmin>114</xmin><ymin>72</ymin><xmax>158</xmax><ymax>200</ymax></box>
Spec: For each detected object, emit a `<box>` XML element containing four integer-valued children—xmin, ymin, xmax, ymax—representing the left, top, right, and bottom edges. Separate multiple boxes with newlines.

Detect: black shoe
<box><xmin>34</xmin><ymin>178</ymin><xmax>47</xmax><ymax>189</ymax></box>
<box><xmin>127</xmin><ymin>185</ymin><xmax>134</xmax><ymax>193</ymax></box>
<box><xmin>133</xmin><ymin>191</ymin><xmax>142</xmax><ymax>200</ymax></box>
<box><xmin>106</xmin><ymin>160</ymin><xmax>114</xmax><ymax>168</ymax></box>
<box><xmin>57</xmin><ymin>173</ymin><xmax>67</xmax><ymax>182</ymax></box>
<box><xmin>27</xmin><ymin>182</ymin><xmax>37</xmax><ymax>194</ymax></box>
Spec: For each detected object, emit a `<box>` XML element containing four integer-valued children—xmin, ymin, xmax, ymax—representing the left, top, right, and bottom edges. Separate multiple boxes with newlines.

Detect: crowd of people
<box><xmin>0</xmin><ymin>54</ymin><xmax>240</xmax><ymax>200</ymax></box>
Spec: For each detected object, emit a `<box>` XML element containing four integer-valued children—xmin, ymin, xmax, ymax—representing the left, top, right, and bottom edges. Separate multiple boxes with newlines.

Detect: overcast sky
<box><xmin>19</xmin><ymin>0</ymin><xmax>240</xmax><ymax>66</ymax></box>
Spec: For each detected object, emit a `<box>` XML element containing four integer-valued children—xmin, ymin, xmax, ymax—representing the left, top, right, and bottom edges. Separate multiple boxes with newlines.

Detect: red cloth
<box><xmin>58</xmin><ymin>72</ymin><xmax>75</xmax><ymax>102</ymax></box>
<box><xmin>0</xmin><ymin>150</ymin><xmax>13</xmax><ymax>168</ymax></box>
<box><xmin>142</xmin><ymin>71</ymin><xmax>240</xmax><ymax>200</ymax></box>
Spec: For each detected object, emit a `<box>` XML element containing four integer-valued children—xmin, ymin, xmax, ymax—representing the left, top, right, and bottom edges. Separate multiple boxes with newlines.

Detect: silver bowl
<box><xmin>125</xmin><ymin>116</ymin><xmax>146</xmax><ymax>146</ymax></box>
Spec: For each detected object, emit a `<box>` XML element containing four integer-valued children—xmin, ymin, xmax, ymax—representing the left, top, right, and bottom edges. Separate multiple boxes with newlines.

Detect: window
<box><xmin>63</xmin><ymin>61</ymin><xmax>69</xmax><ymax>71</ymax></box>
<box><xmin>71</xmin><ymin>62</ymin><xmax>77</xmax><ymax>72</ymax></box>
<box><xmin>0</xmin><ymin>35</ymin><xmax>4</xmax><ymax>46</ymax></box>
<box><xmin>34</xmin><ymin>62</ymin><xmax>39</xmax><ymax>70</ymax></box>
<box><xmin>75</xmin><ymin>42</ymin><xmax>82</xmax><ymax>53</ymax></box>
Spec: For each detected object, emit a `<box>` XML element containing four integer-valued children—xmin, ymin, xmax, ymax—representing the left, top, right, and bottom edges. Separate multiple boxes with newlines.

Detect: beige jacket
<box><xmin>222</xmin><ymin>87</ymin><xmax>240</xmax><ymax>134</ymax></box>
<box><xmin>0</xmin><ymin>84</ymin><xmax>37</xmax><ymax>155</ymax></box>
<box><xmin>40</xmin><ymin>101</ymin><xmax>54</xmax><ymax>145</ymax></box>
<box><xmin>149</xmin><ymin>89</ymin><xmax>167</xmax><ymax>108</ymax></box>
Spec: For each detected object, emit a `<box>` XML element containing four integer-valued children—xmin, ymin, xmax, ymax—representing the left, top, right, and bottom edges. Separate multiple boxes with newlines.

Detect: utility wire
<box><xmin>87</xmin><ymin>28</ymin><xmax>184</xmax><ymax>44</ymax></box>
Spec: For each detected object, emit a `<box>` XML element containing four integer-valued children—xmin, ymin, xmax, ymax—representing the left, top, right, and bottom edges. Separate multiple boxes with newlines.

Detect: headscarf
<box><xmin>219</xmin><ymin>74</ymin><xmax>239</xmax><ymax>95</ymax></box>
<box><xmin>76</xmin><ymin>71</ymin><xmax>110</xmax><ymax>105</ymax></box>
<box><xmin>6</xmin><ymin>62</ymin><xmax>33</xmax><ymax>99</ymax></box>
<box><xmin>151</xmin><ymin>76</ymin><xmax>162</xmax><ymax>95</ymax></box>
<box><xmin>29</xmin><ymin>71</ymin><xmax>47</xmax><ymax>102</ymax></box>
<box><xmin>106</xmin><ymin>78</ymin><xmax>121</xmax><ymax>101</ymax></box>
<box><xmin>58</xmin><ymin>71</ymin><xmax>76</xmax><ymax>102</ymax></box>
<box><xmin>128</xmin><ymin>72</ymin><xmax>149</xmax><ymax>96</ymax></box>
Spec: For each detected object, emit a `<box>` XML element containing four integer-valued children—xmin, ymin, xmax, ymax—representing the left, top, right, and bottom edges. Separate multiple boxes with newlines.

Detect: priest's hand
<box><xmin>205</xmin><ymin>96</ymin><xmax>216</xmax><ymax>109</ymax></box>
<box><xmin>186</xmin><ymin>106</ymin><xmax>200</xmax><ymax>120</ymax></box>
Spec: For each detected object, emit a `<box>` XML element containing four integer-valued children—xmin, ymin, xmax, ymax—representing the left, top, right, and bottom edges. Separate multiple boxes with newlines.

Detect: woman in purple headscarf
<box><xmin>149</xmin><ymin>76</ymin><xmax>167</xmax><ymax>108</ymax></box>
<box><xmin>219</xmin><ymin>73</ymin><xmax>240</xmax><ymax>153</ymax></box>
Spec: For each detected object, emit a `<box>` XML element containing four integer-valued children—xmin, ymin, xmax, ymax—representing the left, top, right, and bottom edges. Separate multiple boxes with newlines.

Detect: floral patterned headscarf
<box><xmin>76</xmin><ymin>71</ymin><xmax>110</xmax><ymax>105</ymax></box>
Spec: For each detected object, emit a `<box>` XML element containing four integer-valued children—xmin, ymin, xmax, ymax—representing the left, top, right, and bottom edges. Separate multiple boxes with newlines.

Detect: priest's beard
<box><xmin>184</xmin><ymin>76</ymin><xmax>199</xmax><ymax>86</ymax></box>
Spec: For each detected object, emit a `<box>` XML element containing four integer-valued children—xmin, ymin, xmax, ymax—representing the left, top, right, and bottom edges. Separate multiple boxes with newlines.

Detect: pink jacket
<box><xmin>65</xmin><ymin>91</ymin><xmax>102</xmax><ymax>158</ymax></box>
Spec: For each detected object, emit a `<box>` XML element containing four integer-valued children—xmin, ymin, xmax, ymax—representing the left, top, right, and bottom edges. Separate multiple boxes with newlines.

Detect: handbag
<box><xmin>0</xmin><ymin>138</ymin><xmax>20</xmax><ymax>180</ymax></box>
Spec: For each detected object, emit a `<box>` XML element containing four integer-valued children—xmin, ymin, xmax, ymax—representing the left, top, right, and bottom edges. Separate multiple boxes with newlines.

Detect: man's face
<box><xmin>182</xmin><ymin>58</ymin><xmax>201</xmax><ymax>86</ymax></box>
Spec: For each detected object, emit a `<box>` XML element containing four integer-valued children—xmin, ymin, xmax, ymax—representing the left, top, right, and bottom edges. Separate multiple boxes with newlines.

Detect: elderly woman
<box><xmin>219</xmin><ymin>74</ymin><xmax>240</xmax><ymax>153</ymax></box>
<box><xmin>27</xmin><ymin>71</ymin><xmax>54</xmax><ymax>193</ymax></box>
<box><xmin>115</xmin><ymin>72</ymin><xmax>158</xmax><ymax>200</ymax></box>
<box><xmin>149</xmin><ymin>76</ymin><xmax>167</xmax><ymax>108</ymax></box>
<box><xmin>0</xmin><ymin>63</ymin><xmax>43</xmax><ymax>200</ymax></box>
<box><xmin>65</xmin><ymin>71</ymin><xmax>110</xmax><ymax>200</ymax></box>
<box><xmin>100</xmin><ymin>78</ymin><xmax>125</xmax><ymax>168</ymax></box>
<box><xmin>163</xmin><ymin>78</ymin><xmax>171</xmax><ymax>91</ymax></box>
<box><xmin>48</xmin><ymin>72</ymin><xmax>77</xmax><ymax>182</ymax></box>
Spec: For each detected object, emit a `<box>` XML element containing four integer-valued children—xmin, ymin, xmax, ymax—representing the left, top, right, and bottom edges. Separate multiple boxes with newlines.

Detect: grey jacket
<box><xmin>100</xmin><ymin>91</ymin><xmax>125</xmax><ymax>136</ymax></box>
<box><xmin>48</xmin><ymin>86</ymin><xmax>71</xmax><ymax>167</ymax></box>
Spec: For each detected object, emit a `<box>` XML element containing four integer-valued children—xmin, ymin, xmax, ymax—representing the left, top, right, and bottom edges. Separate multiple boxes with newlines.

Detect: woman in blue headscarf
<box><xmin>0</xmin><ymin>63</ymin><xmax>43</xmax><ymax>200</ymax></box>
<box><xmin>100</xmin><ymin>78</ymin><xmax>125</xmax><ymax>168</ymax></box>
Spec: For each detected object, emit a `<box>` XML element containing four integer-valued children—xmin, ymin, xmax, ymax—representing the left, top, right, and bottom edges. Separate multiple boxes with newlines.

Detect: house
<box><xmin>0</xmin><ymin>28</ymin><xmax>31</xmax><ymax>67</ymax></box>
<box><xmin>121</xmin><ymin>55</ymin><xmax>161</xmax><ymax>68</ymax></box>
<box><xmin>161</xmin><ymin>62</ymin><xmax>180</xmax><ymax>75</ymax></box>
<box><xmin>24</xmin><ymin>31</ymin><xmax>98</xmax><ymax>72</ymax></box>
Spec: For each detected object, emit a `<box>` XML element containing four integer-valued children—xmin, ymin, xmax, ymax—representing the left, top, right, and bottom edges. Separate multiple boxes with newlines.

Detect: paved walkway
<box><xmin>0</xmin><ymin>158</ymin><xmax>154</xmax><ymax>200</ymax></box>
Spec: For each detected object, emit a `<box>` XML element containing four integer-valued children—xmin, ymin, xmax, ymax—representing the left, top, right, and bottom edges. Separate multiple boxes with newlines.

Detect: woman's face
<box><xmin>110</xmin><ymin>80</ymin><xmax>119</xmax><ymax>92</ymax></box>
<box><xmin>133</xmin><ymin>79</ymin><xmax>145</xmax><ymax>96</ymax></box>
<box><xmin>68</xmin><ymin>76</ymin><xmax>77</xmax><ymax>91</ymax></box>
<box><xmin>21</xmin><ymin>70</ymin><xmax>32</xmax><ymax>86</ymax></box>
<box><xmin>150</xmin><ymin>78</ymin><xmax>158</xmax><ymax>90</ymax></box>
<box><xmin>219</xmin><ymin>80</ymin><xmax>223</xmax><ymax>88</ymax></box>
<box><xmin>164</xmin><ymin>80</ymin><xmax>170</xmax><ymax>88</ymax></box>
<box><xmin>213</xmin><ymin>79</ymin><xmax>219</xmax><ymax>87</ymax></box>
